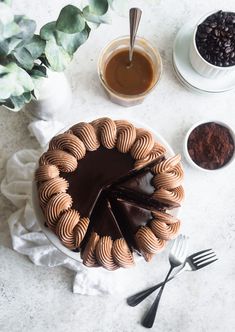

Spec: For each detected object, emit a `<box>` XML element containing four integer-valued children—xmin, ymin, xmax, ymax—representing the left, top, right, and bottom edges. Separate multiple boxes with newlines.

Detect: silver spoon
<box><xmin>129</xmin><ymin>7</ymin><xmax>142</xmax><ymax>65</ymax></box>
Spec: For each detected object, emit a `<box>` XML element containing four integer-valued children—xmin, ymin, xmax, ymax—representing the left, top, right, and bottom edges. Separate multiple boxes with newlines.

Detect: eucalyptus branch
<box><xmin>0</xmin><ymin>0</ymin><xmax>121</xmax><ymax>111</ymax></box>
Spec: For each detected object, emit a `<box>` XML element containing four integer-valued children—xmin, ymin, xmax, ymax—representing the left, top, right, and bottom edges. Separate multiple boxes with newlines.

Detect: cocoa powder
<box><xmin>187</xmin><ymin>122</ymin><xmax>234</xmax><ymax>170</ymax></box>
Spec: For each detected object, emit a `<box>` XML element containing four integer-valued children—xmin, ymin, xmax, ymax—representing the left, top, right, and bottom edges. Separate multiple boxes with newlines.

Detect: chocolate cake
<box><xmin>35</xmin><ymin>118</ymin><xmax>184</xmax><ymax>270</ymax></box>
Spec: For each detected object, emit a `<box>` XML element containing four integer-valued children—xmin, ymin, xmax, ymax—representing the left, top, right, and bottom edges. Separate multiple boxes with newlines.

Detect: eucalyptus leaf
<box><xmin>56</xmin><ymin>5</ymin><xmax>85</xmax><ymax>34</ymax></box>
<box><xmin>2</xmin><ymin>92</ymin><xmax>30</xmax><ymax>111</ymax></box>
<box><xmin>30</xmin><ymin>64</ymin><xmax>47</xmax><ymax>78</ymax></box>
<box><xmin>83</xmin><ymin>6</ymin><xmax>111</xmax><ymax>24</ymax></box>
<box><xmin>8</xmin><ymin>37</ymin><xmax>23</xmax><ymax>53</ymax></box>
<box><xmin>24</xmin><ymin>35</ymin><xmax>45</xmax><ymax>59</ymax></box>
<box><xmin>0</xmin><ymin>40</ymin><xmax>9</xmax><ymax>56</ymax></box>
<box><xmin>0</xmin><ymin>63</ymin><xmax>33</xmax><ymax>99</ymax></box>
<box><xmin>3</xmin><ymin>21</ymin><xmax>20</xmax><ymax>39</ymax></box>
<box><xmin>40</xmin><ymin>21</ymin><xmax>56</xmax><ymax>41</ymax></box>
<box><xmin>17</xmin><ymin>17</ymin><xmax>36</xmax><ymax>41</ymax></box>
<box><xmin>88</xmin><ymin>0</ymin><xmax>109</xmax><ymax>16</ymax></box>
<box><xmin>13</xmin><ymin>47</ymin><xmax>34</xmax><ymax>70</ymax></box>
<box><xmin>55</xmin><ymin>23</ymin><xmax>90</xmax><ymax>55</ymax></box>
<box><xmin>1</xmin><ymin>98</ymin><xmax>14</xmax><ymax>109</ymax></box>
<box><xmin>45</xmin><ymin>39</ymin><xmax>72</xmax><ymax>71</ymax></box>
<box><xmin>10</xmin><ymin>91</ymin><xmax>31</xmax><ymax>110</ymax></box>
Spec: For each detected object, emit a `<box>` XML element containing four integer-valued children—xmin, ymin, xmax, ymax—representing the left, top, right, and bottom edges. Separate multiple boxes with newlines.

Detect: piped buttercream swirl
<box><xmin>134</xmin><ymin>143</ymin><xmax>166</xmax><ymax>168</ymax></box>
<box><xmin>112</xmin><ymin>238</ymin><xmax>134</xmax><ymax>268</ymax></box>
<box><xmin>152</xmin><ymin>210</ymin><xmax>179</xmax><ymax>224</ymax></box>
<box><xmin>115</xmin><ymin>120</ymin><xmax>136</xmax><ymax>153</ymax></box>
<box><xmin>45</xmin><ymin>193</ymin><xmax>72</xmax><ymax>230</ymax></box>
<box><xmin>96</xmin><ymin>236</ymin><xmax>119</xmax><ymax>270</ymax></box>
<box><xmin>56</xmin><ymin>209</ymin><xmax>80</xmax><ymax>249</ymax></box>
<box><xmin>135</xmin><ymin>226</ymin><xmax>166</xmax><ymax>254</ymax></box>
<box><xmin>38</xmin><ymin>177</ymin><xmax>69</xmax><ymax>207</ymax></box>
<box><xmin>71</xmin><ymin>122</ymin><xmax>100</xmax><ymax>151</ymax></box>
<box><xmin>153</xmin><ymin>186</ymin><xmax>184</xmax><ymax>205</ymax></box>
<box><xmin>35</xmin><ymin>164</ymin><xmax>59</xmax><ymax>182</ymax></box>
<box><xmin>153</xmin><ymin>164</ymin><xmax>184</xmax><ymax>189</ymax></box>
<box><xmin>39</xmin><ymin>150</ymin><xmax>77</xmax><ymax>172</ymax></box>
<box><xmin>74</xmin><ymin>217</ymin><xmax>90</xmax><ymax>247</ymax></box>
<box><xmin>152</xmin><ymin>154</ymin><xmax>181</xmax><ymax>174</ymax></box>
<box><xmin>150</xmin><ymin>211</ymin><xmax>180</xmax><ymax>240</ymax></box>
<box><xmin>82</xmin><ymin>232</ymin><xmax>100</xmax><ymax>267</ymax></box>
<box><xmin>98</xmin><ymin>118</ymin><xmax>117</xmax><ymax>149</ymax></box>
<box><xmin>131</xmin><ymin>129</ymin><xmax>155</xmax><ymax>160</ymax></box>
<box><xmin>49</xmin><ymin>133</ymin><xmax>86</xmax><ymax>160</ymax></box>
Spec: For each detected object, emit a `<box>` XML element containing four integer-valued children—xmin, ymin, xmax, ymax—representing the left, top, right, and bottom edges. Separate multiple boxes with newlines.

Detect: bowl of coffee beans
<box><xmin>184</xmin><ymin>120</ymin><xmax>235</xmax><ymax>172</ymax></box>
<box><xmin>190</xmin><ymin>10</ymin><xmax>235</xmax><ymax>78</ymax></box>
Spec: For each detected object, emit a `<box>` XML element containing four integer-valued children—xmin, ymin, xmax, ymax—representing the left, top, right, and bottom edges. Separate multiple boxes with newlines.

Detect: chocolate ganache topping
<box><xmin>35</xmin><ymin>117</ymin><xmax>184</xmax><ymax>270</ymax></box>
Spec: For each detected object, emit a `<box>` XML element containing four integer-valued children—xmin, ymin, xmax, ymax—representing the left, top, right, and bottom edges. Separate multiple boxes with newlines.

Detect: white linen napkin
<box><xmin>1</xmin><ymin>120</ymin><xmax>149</xmax><ymax>295</ymax></box>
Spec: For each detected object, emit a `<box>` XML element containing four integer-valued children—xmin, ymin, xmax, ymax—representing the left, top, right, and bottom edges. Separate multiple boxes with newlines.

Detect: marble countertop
<box><xmin>1</xmin><ymin>0</ymin><xmax>235</xmax><ymax>331</ymax></box>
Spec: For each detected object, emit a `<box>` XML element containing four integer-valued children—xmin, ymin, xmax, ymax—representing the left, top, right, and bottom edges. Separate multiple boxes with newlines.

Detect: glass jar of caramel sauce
<box><xmin>98</xmin><ymin>36</ymin><xmax>162</xmax><ymax>107</ymax></box>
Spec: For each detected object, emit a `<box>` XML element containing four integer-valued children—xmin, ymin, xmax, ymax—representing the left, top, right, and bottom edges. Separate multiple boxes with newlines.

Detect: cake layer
<box><xmin>110</xmin><ymin>156</ymin><xmax>182</xmax><ymax>210</ymax></box>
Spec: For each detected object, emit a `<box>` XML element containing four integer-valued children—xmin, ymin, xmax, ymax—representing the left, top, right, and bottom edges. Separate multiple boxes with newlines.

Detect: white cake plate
<box><xmin>173</xmin><ymin>20</ymin><xmax>235</xmax><ymax>94</ymax></box>
<box><xmin>32</xmin><ymin>119</ymin><xmax>180</xmax><ymax>263</ymax></box>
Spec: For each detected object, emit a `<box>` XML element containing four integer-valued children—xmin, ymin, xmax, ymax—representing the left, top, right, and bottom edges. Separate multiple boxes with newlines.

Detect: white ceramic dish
<box><xmin>189</xmin><ymin>10</ymin><xmax>235</xmax><ymax>79</ymax></box>
<box><xmin>32</xmin><ymin>119</ymin><xmax>180</xmax><ymax>263</ymax></box>
<box><xmin>173</xmin><ymin>20</ymin><xmax>235</xmax><ymax>93</ymax></box>
<box><xmin>183</xmin><ymin>120</ymin><xmax>235</xmax><ymax>172</ymax></box>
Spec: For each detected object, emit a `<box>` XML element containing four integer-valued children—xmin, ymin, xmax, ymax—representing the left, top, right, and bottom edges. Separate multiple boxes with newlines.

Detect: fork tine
<box><xmin>193</xmin><ymin>253</ymin><xmax>217</xmax><ymax>264</ymax></box>
<box><xmin>189</xmin><ymin>249</ymin><xmax>213</xmax><ymax>260</ymax></box>
<box><xmin>195</xmin><ymin>258</ymin><xmax>218</xmax><ymax>269</ymax></box>
<box><xmin>179</xmin><ymin>236</ymin><xmax>188</xmax><ymax>260</ymax></box>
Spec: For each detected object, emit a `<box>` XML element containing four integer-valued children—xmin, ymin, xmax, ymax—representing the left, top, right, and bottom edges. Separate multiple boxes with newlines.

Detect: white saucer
<box><xmin>32</xmin><ymin>120</ymin><xmax>180</xmax><ymax>263</ymax></box>
<box><xmin>173</xmin><ymin>20</ymin><xmax>235</xmax><ymax>94</ymax></box>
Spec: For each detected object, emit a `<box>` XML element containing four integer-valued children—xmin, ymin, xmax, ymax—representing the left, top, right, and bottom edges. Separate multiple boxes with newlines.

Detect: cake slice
<box><xmin>81</xmin><ymin>195</ymin><xmax>134</xmax><ymax>270</ymax></box>
<box><xmin>109</xmin><ymin>197</ymin><xmax>167</xmax><ymax>261</ymax></box>
<box><xmin>110</xmin><ymin>155</ymin><xmax>184</xmax><ymax>210</ymax></box>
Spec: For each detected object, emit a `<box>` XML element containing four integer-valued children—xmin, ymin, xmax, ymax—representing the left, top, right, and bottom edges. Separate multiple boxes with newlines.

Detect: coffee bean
<box><xmin>196</xmin><ymin>10</ymin><xmax>235</xmax><ymax>67</ymax></box>
<box><xmin>224</xmin><ymin>40</ymin><xmax>231</xmax><ymax>47</ymax></box>
<box><xmin>225</xmin><ymin>47</ymin><xmax>232</xmax><ymax>53</ymax></box>
<box><xmin>206</xmin><ymin>27</ymin><xmax>213</xmax><ymax>33</ymax></box>
<box><xmin>210</xmin><ymin>22</ymin><xmax>217</xmax><ymax>28</ymax></box>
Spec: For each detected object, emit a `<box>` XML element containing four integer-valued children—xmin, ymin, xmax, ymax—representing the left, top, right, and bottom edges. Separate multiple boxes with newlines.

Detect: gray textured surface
<box><xmin>1</xmin><ymin>1</ymin><xmax>235</xmax><ymax>331</ymax></box>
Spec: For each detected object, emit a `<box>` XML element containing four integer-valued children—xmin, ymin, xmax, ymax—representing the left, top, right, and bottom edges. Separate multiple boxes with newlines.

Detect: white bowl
<box><xmin>189</xmin><ymin>10</ymin><xmax>235</xmax><ymax>79</ymax></box>
<box><xmin>183</xmin><ymin>120</ymin><xmax>235</xmax><ymax>172</ymax></box>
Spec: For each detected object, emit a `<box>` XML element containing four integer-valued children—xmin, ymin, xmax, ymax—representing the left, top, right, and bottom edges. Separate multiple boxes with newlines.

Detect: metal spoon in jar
<box><xmin>128</xmin><ymin>7</ymin><xmax>142</xmax><ymax>67</ymax></box>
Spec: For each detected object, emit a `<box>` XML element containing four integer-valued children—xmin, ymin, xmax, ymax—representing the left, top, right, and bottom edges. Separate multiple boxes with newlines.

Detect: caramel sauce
<box><xmin>104</xmin><ymin>49</ymin><xmax>154</xmax><ymax>95</ymax></box>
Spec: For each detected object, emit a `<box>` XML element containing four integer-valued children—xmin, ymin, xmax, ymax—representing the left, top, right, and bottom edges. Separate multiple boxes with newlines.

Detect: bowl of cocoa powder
<box><xmin>184</xmin><ymin>121</ymin><xmax>235</xmax><ymax>171</ymax></box>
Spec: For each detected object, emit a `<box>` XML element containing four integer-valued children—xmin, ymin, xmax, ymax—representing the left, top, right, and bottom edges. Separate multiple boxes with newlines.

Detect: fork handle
<box><xmin>127</xmin><ymin>265</ymin><xmax>186</xmax><ymax>307</ymax></box>
<box><xmin>127</xmin><ymin>279</ymin><xmax>171</xmax><ymax>307</ymax></box>
<box><xmin>142</xmin><ymin>266</ymin><xmax>174</xmax><ymax>328</ymax></box>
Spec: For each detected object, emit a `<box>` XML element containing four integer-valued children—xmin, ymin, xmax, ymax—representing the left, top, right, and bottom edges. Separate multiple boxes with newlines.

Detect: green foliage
<box><xmin>56</xmin><ymin>5</ymin><xmax>85</xmax><ymax>34</ymax></box>
<box><xmin>0</xmin><ymin>0</ymin><xmax>120</xmax><ymax>111</ymax></box>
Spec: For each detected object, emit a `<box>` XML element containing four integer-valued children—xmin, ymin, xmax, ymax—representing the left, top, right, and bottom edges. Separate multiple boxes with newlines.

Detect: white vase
<box><xmin>25</xmin><ymin>70</ymin><xmax>72</xmax><ymax>121</ymax></box>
